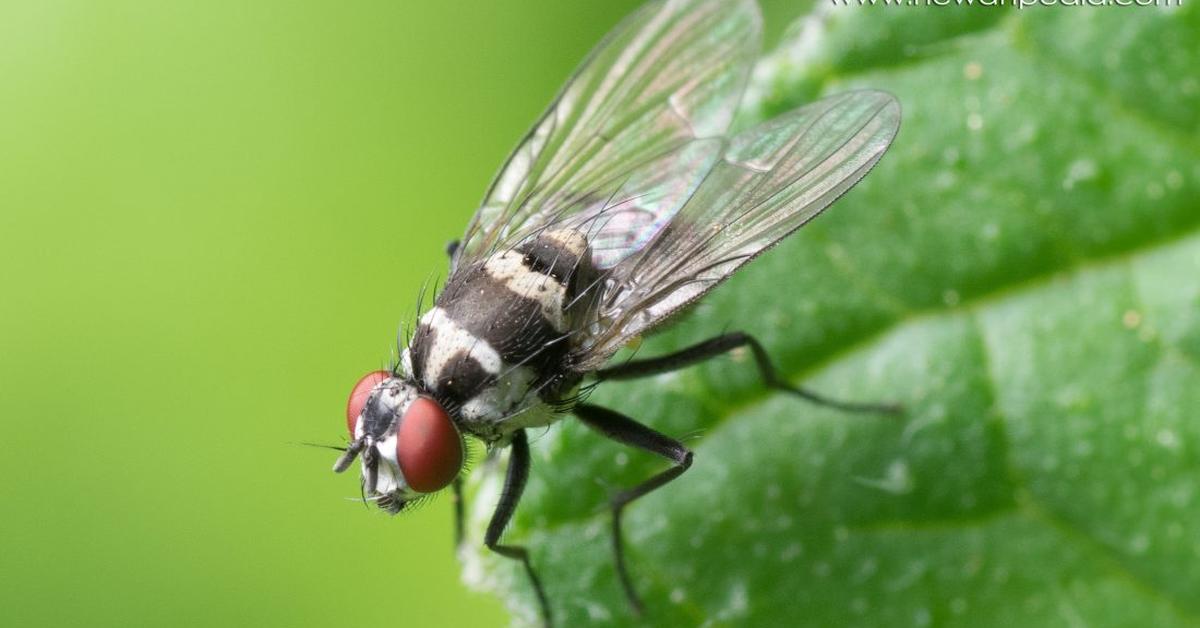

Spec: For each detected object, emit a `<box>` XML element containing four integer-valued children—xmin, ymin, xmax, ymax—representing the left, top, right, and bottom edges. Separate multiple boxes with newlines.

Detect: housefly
<box><xmin>333</xmin><ymin>0</ymin><xmax>900</xmax><ymax>624</ymax></box>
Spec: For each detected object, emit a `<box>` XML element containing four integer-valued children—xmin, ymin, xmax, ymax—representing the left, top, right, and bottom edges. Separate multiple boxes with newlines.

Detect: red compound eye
<box><xmin>396</xmin><ymin>396</ymin><xmax>463</xmax><ymax>493</ymax></box>
<box><xmin>346</xmin><ymin>370</ymin><xmax>390</xmax><ymax>436</ymax></box>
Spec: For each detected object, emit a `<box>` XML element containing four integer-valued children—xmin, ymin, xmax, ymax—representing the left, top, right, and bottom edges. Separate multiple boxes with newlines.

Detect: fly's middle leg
<box><xmin>596</xmin><ymin>331</ymin><xmax>901</xmax><ymax>415</ymax></box>
<box><xmin>573</xmin><ymin>403</ymin><xmax>693</xmax><ymax>616</ymax></box>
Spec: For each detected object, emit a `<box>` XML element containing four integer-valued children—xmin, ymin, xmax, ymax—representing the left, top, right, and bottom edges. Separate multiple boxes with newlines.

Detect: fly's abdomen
<box><xmin>409</xmin><ymin>229</ymin><xmax>596</xmax><ymax>426</ymax></box>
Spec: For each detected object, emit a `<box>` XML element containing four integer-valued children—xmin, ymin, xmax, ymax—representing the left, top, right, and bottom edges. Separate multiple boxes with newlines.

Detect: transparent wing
<box><xmin>575</xmin><ymin>90</ymin><xmax>902</xmax><ymax>369</ymax></box>
<box><xmin>454</xmin><ymin>0</ymin><xmax>762</xmax><ymax>269</ymax></box>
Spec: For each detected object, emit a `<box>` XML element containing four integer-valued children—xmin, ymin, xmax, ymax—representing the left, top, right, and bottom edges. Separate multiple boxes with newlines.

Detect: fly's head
<box><xmin>333</xmin><ymin>371</ymin><xmax>464</xmax><ymax>513</ymax></box>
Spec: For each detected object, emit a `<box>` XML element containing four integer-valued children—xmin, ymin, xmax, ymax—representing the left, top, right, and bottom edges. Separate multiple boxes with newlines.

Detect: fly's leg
<box><xmin>573</xmin><ymin>404</ymin><xmax>694</xmax><ymax>616</ymax></box>
<box><xmin>446</xmin><ymin>239</ymin><xmax>460</xmax><ymax>259</ymax></box>
<box><xmin>483</xmin><ymin>429</ymin><xmax>552</xmax><ymax>627</ymax></box>
<box><xmin>597</xmin><ymin>331</ymin><xmax>900</xmax><ymax>414</ymax></box>
<box><xmin>452</xmin><ymin>476</ymin><xmax>465</xmax><ymax>551</ymax></box>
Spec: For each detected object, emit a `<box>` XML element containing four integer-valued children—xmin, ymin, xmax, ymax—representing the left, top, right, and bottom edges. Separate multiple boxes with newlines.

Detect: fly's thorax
<box><xmin>406</xmin><ymin>229</ymin><xmax>599</xmax><ymax>429</ymax></box>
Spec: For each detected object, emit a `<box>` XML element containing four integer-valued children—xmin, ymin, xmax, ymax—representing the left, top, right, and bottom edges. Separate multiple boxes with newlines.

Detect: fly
<box><xmin>333</xmin><ymin>0</ymin><xmax>901</xmax><ymax>624</ymax></box>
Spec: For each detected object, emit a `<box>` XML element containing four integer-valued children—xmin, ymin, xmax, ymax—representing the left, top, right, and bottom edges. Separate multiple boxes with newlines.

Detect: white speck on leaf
<box><xmin>712</xmin><ymin>580</ymin><xmax>749</xmax><ymax>621</ymax></box>
<box><xmin>1062</xmin><ymin>158</ymin><xmax>1098</xmax><ymax>190</ymax></box>
<box><xmin>1166</xmin><ymin>169</ymin><xmax>1183</xmax><ymax>189</ymax></box>
<box><xmin>886</xmin><ymin>561</ymin><xmax>927</xmax><ymax>592</ymax></box>
<box><xmin>853</xmin><ymin>459</ymin><xmax>915</xmax><ymax>495</ymax></box>
<box><xmin>1054</xmin><ymin>385</ymin><xmax>1089</xmax><ymax>410</ymax></box>
<box><xmin>853</xmin><ymin>557</ymin><xmax>879</xmax><ymax>583</ymax></box>
<box><xmin>1156</xmin><ymin>428</ymin><xmax>1181</xmax><ymax>451</ymax></box>
<box><xmin>1014</xmin><ymin>121</ymin><xmax>1038</xmax><ymax>145</ymax></box>
<box><xmin>583</xmin><ymin>521</ymin><xmax>604</xmax><ymax>541</ymax></box>
<box><xmin>901</xmin><ymin>409</ymin><xmax>945</xmax><ymax>445</ymax></box>
<box><xmin>935</xmin><ymin>170</ymin><xmax>957</xmax><ymax>189</ymax></box>
<box><xmin>1058</xmin><ymin>597</ymin><xmax>1087</xmax><ymax>628</ymax></box>
<box><xmin>584</xmin><ymin>603</ymin><xmax>611</xmax><ymax>622</ymax></box>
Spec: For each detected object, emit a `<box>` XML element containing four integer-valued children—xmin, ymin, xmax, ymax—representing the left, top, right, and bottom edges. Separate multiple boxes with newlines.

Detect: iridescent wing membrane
<box><xmin>578</xmin><ymin>91</ymin><xmax>900</xmax><ymax>368</ymax></box>
<box><xmin>452</xmin><ymin>0</ymin><xmax>901</xmax><ymax>371</ymax></box>
<box><xmin>455</xmin><ymin>0</ymin><xmax>762</xmax><ymax>267</ymax></box>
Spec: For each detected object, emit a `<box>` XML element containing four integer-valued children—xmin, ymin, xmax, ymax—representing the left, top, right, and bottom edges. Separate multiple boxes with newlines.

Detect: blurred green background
<box><xmin>0</xmin><ymin>1</ymin><xmax>809</xmax><ymax>626</ymax></box>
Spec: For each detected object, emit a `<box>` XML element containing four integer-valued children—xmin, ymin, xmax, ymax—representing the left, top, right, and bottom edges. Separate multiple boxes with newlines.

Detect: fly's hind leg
<box><xmin>597</xmin><ymin>331</ymin><xmax>900</xmax><ymax>414</ymax></box>
<box><xmin>573</xmin><ymin>403</ymin><xmax>693</xmax><ymax>616</ymax></box>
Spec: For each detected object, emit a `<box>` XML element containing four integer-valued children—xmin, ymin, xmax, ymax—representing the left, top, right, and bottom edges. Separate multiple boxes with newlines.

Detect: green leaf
<box><xmin>464</xmin><ymin>5</ymin><xmax>1200</xmax><ymax>626</ymax></box>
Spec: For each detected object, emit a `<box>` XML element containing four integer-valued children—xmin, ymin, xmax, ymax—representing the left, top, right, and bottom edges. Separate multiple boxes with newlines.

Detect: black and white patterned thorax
<box><xmin>405</xmin><ymin>229</ymin><xmax>597</xmax><ymax>443</ymax></box>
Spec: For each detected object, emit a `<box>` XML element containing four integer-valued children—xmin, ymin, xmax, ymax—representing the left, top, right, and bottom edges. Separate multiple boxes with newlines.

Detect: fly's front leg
<box><xmin>452</xmin><ymin>476</ymin><xmax>465</xmax><ymax>551</ymax></box>
<box><xmin>597</xmin><ymin>331</ymin><xmax>900</xmax><ymax>414</ymax></box>
<box><xmin>483</xmin><ymin>429</ymin><xmax>552</xmax><ymax>626</ymax></box>
<box><xmin>573</xmin><ymin>404</ymin><xmax>693</xmax><ymax>616</ymax></box>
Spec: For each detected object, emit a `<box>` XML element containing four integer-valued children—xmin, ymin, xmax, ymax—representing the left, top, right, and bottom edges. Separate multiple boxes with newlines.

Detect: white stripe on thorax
<box><xmin>419</xmin><ymin>307</ymin><xmax>502</xmax><ymax>389</ymax></box>
<box><xmin>483</xmin><ymin>251</ymin><xmax>566</xmax><ymax>331</ymax></box>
